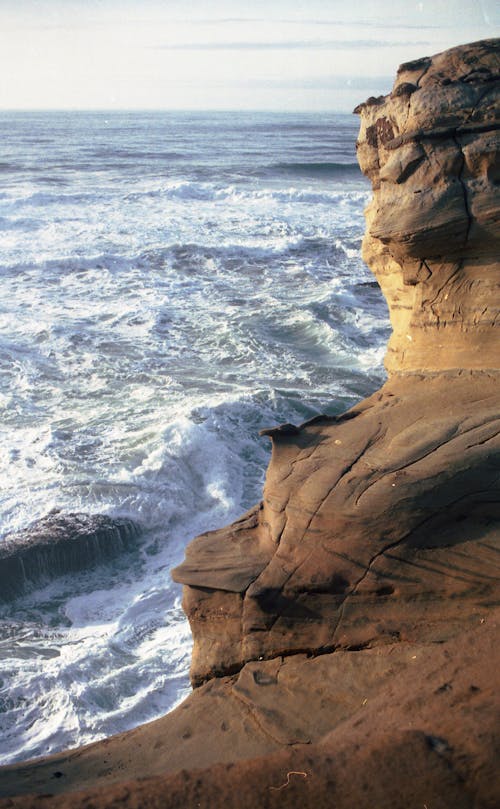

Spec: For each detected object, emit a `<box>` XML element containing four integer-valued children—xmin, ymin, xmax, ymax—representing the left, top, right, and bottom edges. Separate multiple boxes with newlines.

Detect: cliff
<box><xmin>172</xmin><ymin>37</ymin><xmax>500</xmax><ymax>690</ymax></box>
<box><xmin>0</xmin><ymin>39</ymin><xmax>498</xmax><ymax>809</ymax></box>
<box><xmin>355</xmin><ymin>38</ymin><xmax>499</xmax><ymax>374</ymax></box>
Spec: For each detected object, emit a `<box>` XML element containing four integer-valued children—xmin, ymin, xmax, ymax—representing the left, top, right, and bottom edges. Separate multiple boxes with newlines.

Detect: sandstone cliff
<box><xmin>355</xmin><ymin>38</ymin><xmax>499</xmax><ymax>374</ymax></box>
<box><xmin>172</xmin><ymin>38</ymin><xmax>500</xmax><ymax>689</ymax></box>
<box><xmin>0</xmin><ymin>39</ymin><xmax>498</xmax><ymax>809</ymax></box>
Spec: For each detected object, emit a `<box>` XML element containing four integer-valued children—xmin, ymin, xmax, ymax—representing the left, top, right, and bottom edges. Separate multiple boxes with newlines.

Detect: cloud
<box><xmin>170</xmin><ymin>17</ymin><xmax>445</xmax><ymax>29</ymax></box>
<box><xmin>156</xmin><ymin>39</ymin><xmax>430</xmax><ymax>51</ymax></box>
<box><xmin>264</xmin><ymin>76</ymin><xmax>394</xmax><ymax>90</ymax></box>
<box><xmin>204</xmin><ymin>75</ymin><xmax>394</xmax><ymax>93</ymax></box>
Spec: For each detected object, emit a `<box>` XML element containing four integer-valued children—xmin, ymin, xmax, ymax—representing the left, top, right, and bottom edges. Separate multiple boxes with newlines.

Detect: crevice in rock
<box><xmin>197</xmin><ymin>617</ymin><xmax>467</xmax><ymax>689</ymax></box>
<box><xmin>420</xmin><ymin>260</ymin><xmax>463</xmax><ymax>320</ymax></box>
<box><xmin>461</xmin><ymin>83</ymin><xmax>497</xmax><ymax>127</ymax></box>
<box><xmin>276</xmin><ymin>440</ymin><xmax>325</xmax><ymax>487</ymax></box>
<box><xmin>330</xmin><ymin>511</ymin><xmax>447</xmax><ymax>642</ymax></box>
<box><xmin>230</xmin><ymin>689</ymin><xmax>291</xmax><ymax>746</ymax></box>
<box><xmin>250</xmin><ymin>434</ymin><xmax>384</xmax><ymax>605</ymax></box>
<box><xmin>388</xmin><ymin>549</ymin><xmax>499</xmax><ymax>588</ymax></box>
<box><xmin>385</xmin><ymin>121</ymin><xmax>499</xmax><ymax>151</ymax></box>
<box><xmin>415</xmin><ymin>60</ymin><xmax>432</xmax><ymax>88</ymax></box>
<box><xmin>192</xmin><ymin>660</ymin><xmax>246</xmax><ymax>689</ymax></box>
<box><xmin>274</xmin><ymin>509</ymin><xmax>288</xmax><ymax>547</ymax></box>
<box><xmin>465</xmin><ymin>427</ymin><xmax>500</xmax><ymax>449</ymax></box>
<box><xmin>330</xmin><ymin>423</ymin><xmax>387</xmax><ymax>493</ymax></box>
<box><xmin>452</xmin><ymin>133</ymin><xmax>473</xmax><ymax>247</ymax></box>
<box><xmin>334</xmin><ymin>485</ymin><xmax>500</xmax><ymax>643</ymax></box>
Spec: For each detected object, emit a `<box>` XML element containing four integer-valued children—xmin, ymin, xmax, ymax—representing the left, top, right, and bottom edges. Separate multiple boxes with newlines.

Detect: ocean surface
<box><xmin>0</xmin><ymin>110</ymin><xmax>389</xmax><ymax>764</ymax></box>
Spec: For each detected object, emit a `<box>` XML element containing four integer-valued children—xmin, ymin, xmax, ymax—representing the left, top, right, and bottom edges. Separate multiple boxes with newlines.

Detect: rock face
<box><xmin>176</xmin><ymin>374</ymin><xmax>500</xmax><ymax>685</ymax></box>
<box><xmin>0</xmin><ymin>39</ymin><xmax>498</xmax><ymax>809</ymax></box>
<box><xmin>0</xmin><ymin>511</ymin><xmax>141</xmax><ymax>601</ymax></box>
<box><xmin>0</xmin><ymin>608</ymin><xmax>500</xmax><ymax>809</ymax></box>
<box><xmin>355</xmin><ymin>38</ymin><xmax>499</xmax><ymax>374</ymax></box>
<box><xmin>172</xmin><ymin>37</ymin><xmax>500</xmax><ymax>688</ymax></box>
<box><xmin>1</xmin><ymin>616</ymin><xmax>498</xmax><ymax>808</ymax></box>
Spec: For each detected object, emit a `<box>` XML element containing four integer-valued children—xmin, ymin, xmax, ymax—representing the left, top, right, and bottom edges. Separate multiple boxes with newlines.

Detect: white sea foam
<box><xmin>0</xmin><ymin>110</ymin><xmax>388</xmax><ymax>764</ymax></box>
<box><xmin>123</xmin><ymin>180</ymin><xmax>369</xmax><ymax>207</ymax></box>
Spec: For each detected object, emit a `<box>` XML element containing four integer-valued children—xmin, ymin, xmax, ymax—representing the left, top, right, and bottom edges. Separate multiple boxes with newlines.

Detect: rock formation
<box><xmin>0</xmin><ymin>39</ymin><xmax>498</xmax><ymax>809</ymax></box>
<box><xmin>355</xmin><ymin>38</ymin><xmax>499</xmax><ymax>374</ymax></box>
<box><xmin>172</xmin><ymin>38</ymin><xmax>500</xmax><ymax>687</ymax></box>
<box><xmin>0</xmin><ymin>511</ymin><xmax>140</xmax><ymax>601</ymax></box>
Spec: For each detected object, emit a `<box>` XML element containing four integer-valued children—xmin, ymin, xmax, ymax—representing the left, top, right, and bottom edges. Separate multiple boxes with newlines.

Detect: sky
<box><xmin>0</xmin><ymin>0</ymin><xmax>498</xmax><ymax>111</ymax></box>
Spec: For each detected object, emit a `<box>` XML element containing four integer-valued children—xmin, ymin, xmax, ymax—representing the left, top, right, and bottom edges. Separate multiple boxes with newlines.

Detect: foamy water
<box><xmin>0</xmin><ymin>110</ymin><xmax>389</xmax><ymax>764</ymax></box>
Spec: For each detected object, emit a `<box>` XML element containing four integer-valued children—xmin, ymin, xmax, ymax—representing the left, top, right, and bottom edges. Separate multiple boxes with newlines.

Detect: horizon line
<box><xmin>0</xmin><ymin>107</ymin><xmax>360</xmax><ymax>114</ymax></box>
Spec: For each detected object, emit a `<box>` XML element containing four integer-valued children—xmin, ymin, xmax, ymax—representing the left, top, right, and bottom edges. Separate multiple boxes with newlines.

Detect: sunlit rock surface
<box><xmin>355</xmin><ymin>38</ymin><xmax>499</xmax><ymax>373</ymax></box>
<box><xmin>173</xmin><ymin>39</ymin><xmax>500</xmax><ymax>686</ymax></box>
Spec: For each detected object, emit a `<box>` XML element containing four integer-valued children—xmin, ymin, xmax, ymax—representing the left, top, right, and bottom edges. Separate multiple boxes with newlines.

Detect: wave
<box><xmin>0</xmin><ymin>162</ymin><xmax>20</xmax><ymax>173</ymax></box>
<box><xmin>2</xmin><ymin>174</ymin><xmax>367</xmax><ymax>214</ymax></box>
<box><xmin>125</xmin><ymin>181</ymin><xmax>368</xmax><ymax>207</ymax></box>
<box><xmin>0</xmin><ymin>225</ymin><xmax>359</xmax><ymax>282</ymax></box>
<box><xmin>19</xmin><ymin>190</ymin><xmax>103</xmax><ymax>207</ymax></box>
<box><xmin>0</xmin><ymin>216</ymin><xmax>42</xmax><ymax>233</ymax></box>
<box><xmin>87</xmin><ymin>147</ymin><xmax>187</xmax><ymax>161</ymax></box>
<box><xmin>2</xmin><ymin>183</ymin><xmax>361</xmax><ymax>212</ymax></box>
<box><xmin>270</xmin><ymin>161</ymin><xmax>361</xmax><ymax>177</ymax></box>
<box><xmin>0</xmin><ymin>108</ymin><xmax>382</xmax><ymax>768</ymax></box>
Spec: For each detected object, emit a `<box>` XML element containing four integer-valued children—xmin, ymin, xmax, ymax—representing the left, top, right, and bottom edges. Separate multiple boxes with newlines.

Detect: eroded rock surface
<box><xmin>172</xmin><ymin>37</ymin><xmax>500</xmax><ymax>689</ymax></box>
<box><xmin>175</xmin><ymin>372</ymin><xmax>500</xmax><ymax>685</ymax></box>
<box><xmin>0</xmin><ymin>613</ymin><xmax>498</xmax><ymax>807</ymax></box>
<box><xmin>355</xmin><ymin>38</ymin><xmax>499</xmax><ymax>374</ymax></box>
<box><xmin>0</xmin><ymin>39</ymin><xmax>498</xmax><ymax>809</ymax></box>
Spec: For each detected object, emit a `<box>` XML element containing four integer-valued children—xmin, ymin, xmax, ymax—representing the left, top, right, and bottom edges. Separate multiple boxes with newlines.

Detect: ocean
<box><xmin>0</xmin><ymin>110</ymin><xmax>389</xmax><ymax>764</ymax></box>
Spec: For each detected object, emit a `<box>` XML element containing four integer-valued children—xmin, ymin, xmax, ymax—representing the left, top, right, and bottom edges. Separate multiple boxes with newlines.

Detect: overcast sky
<box><xmin>0</xmin><ymin>0</ymin><xmax>497</xmax><ymax>111</ymax></box>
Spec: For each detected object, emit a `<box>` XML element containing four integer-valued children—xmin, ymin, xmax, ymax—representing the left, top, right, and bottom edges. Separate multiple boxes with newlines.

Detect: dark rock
<box><xmin>391</xmin><ymin>81</ymin><xmax>418</xmax><ymax>97</ymax></box>
<box><xmin>0</xmin><ymin>511</ymin><xmax>141</xmax><ymax>601</ymax></box>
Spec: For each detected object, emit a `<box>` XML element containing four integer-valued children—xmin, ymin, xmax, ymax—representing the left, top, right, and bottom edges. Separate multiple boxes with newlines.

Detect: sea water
<box><xmin>0</xmin><ymin>110</ymin><xmax>389</xmax><ymax>764</ymax></box>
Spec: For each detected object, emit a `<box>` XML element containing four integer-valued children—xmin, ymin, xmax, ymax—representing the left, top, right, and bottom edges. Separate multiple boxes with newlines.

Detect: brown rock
<box><xmin>174</xmin><ymin>372</ymin><xmax>500</xmax><ymax>685</ymax></box>
<box><xmin>355</xmin><ymin>38</ymin><xmax>499</xmax><ymax>374</ymax></box>
<box><xmin>0</xmin><ymin>614</ymin><xmax>498</xmax><ymax>807</ymax></box>
<box><xmin>172</xmin><ymin>40</ymin><xmax>499</xmax><ymax>686</ymax></box>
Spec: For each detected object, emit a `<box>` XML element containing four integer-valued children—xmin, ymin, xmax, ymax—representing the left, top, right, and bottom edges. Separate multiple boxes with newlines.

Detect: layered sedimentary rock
<box><xmin>175</xmin><ymin>374</ymin><xmax>499</xmax><ymax>686</ymax></box>
<box><xmin>0</xmin><ymin>39</ymin><xmax>498</xmax><ymax>809</ymax></box>
<box><xmin>355</xmin><ymin>38</ymin><xmax>499</xmax><ymax>374</ymax></box>
<box><xmin>172</xmin><ymin>37</ymin><xmax>500</xmax><ymax>688</ymax></box>
<box><xmin>0</xmin><ymin>511</ymin><xmax>140</xmax><ymax>601</ymax></box>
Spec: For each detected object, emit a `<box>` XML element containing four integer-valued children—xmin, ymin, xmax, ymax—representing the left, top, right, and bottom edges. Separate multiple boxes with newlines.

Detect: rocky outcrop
<box><xmin>174</xmin><ymin>372</ymin><xmax>500</xmax><ymax>685</ymax></box>
<box><xmin>0</xmin><ymin>39</ymin><xmax>498</xmax><ymax>809</ymax></box>
<box><xmin>0</xmin><ymin>511</ymin><xmax>140</xmax><ymax>601</ymax></box>
<box><xmin>172</xmin><ymin>37</ymin><xmax>500</xmax><ymax>688</ymax></box>
<box><xmin>354</xmin><ymin>38</ymin><xmax>499</xmax><ymax>374</ymax></box>
<box><xmin>0</xmin><ymin>614</ymin><xmax>498</xmax><ymax>808</ymax></box>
